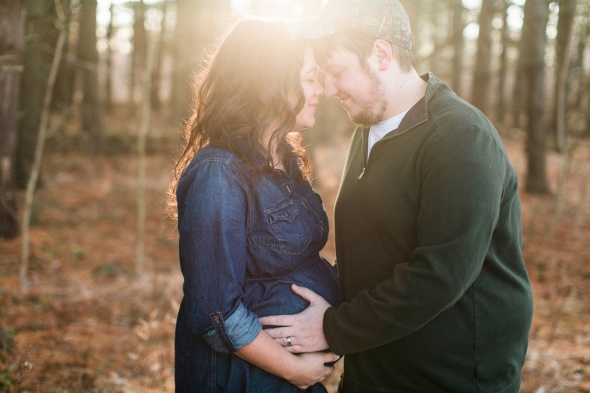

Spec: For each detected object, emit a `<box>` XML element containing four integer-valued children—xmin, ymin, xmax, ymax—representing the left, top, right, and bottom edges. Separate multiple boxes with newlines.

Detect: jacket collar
<box><xmin>359</xmin><ymin>72</ymin><xmax>446</xmax><ymax>161</ymax></box>
<box><xmin>396</xmin><ymin>72</ymin><xmax>442</xmax><ymax>134</ymax></box>
<box><xmin>213</xmin><ymin>138</ymin><xmax>301</xmax><ymax>178</ymax></box>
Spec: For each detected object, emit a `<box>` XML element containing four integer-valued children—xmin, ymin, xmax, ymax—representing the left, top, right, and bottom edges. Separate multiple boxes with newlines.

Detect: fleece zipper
<box><xmin>357</xmin><ymin>116</ymin><xmax>428</xmax><ymax>181</ymax></box>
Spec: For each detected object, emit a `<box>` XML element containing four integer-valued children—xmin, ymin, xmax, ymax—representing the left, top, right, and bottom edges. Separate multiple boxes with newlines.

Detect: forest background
<box><xmin>0</xmin><ymin>0</ymin><xmax>589</xmax><ymax>392</ymax></box>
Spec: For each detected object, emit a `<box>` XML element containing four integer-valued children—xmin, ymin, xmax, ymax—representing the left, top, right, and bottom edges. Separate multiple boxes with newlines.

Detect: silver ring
<box><xmin>286</xmin><ymin>336</ymin><xmax>292</xmax><ymax>346</ymax></box>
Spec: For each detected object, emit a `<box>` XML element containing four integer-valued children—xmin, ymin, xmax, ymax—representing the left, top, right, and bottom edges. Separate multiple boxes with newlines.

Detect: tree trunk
<box><xmin>583</xmin><ymin>20</ymin><xmax>590</xmax><ymax>137</ymax></box>
<box><xmin>77</xmin><ymin>0</ymin><xmax>102</xmax><ymax>146</ymax></box>
<box><xmin>104</xmin><ymin>2</ymin><xmax>114</xmax><ymax>113</ymax></box>
<box><xmin>20</xmin><ymin>0</ymin><xmax>68</xmax><ymax>295</ymax></box>
<box><xmin>571</xmin><ymin>15</ymin><xmax>587</xmax><ymax>111</ymax></box>
<box><xmin>588</xmin><ymin>73</ymin><xmax>590</xmax><ymax>137</ymax></box>
<box><xmin>16</xmin><ymin>0</ymin><xmax>58</xmax><ymax>189</ymax></box>
<box><xmin>522</xmin><ymin>0</ymin><xmax>550</xmax><ymax>193</ymax></box>
<box><xmin>451</xmin><ymin>0</ymin><xmax>464</xmax><ymax>96</ymax></box>
<box><xmin>430</xmin><ymin>3</ymin><xmax>446</xmax><ymax>75</ymax></box>
<box><xmin>544</xmin><ymin>21</ymin><xmax>576</xmax><ymax>236</ymax></box>
<box><xmin>130</xmin><ymin>0</ymin><xmax>147</xmax><ymax>106</ymax></box>
<box><xmin>0</xmin><ymin>0</ymin><xmax>25</xmax><ymax>239</ymax></box>
<box><xmin>511</xmin><ymin>2</ymin><xmax>527</xmax><ymax>130</ymax></box>
<box><xmin>136</xmin><ymin>31</ymin><xmax>158</xmax><ymax>275</ymax></box>
<box><xmin>550</xmin><ymin>0</ymin><xmax>577</xmax><ymax>151</ymax></box>
<box><xmin>52</xmin><ymin>0</ymin><xmax>73</xmax><ymax>111</ymax></box>
<box><xmin>171</xmin><ymin>0</ymin><xmax>194</xmax><ymax>123</ymax></box>
<box><xmin>151</xmin><ymin>0</ymin><xmax>168</xmax><ymax>110</ymax></box>
<box><xmin>471</xmin><ymin>0</ymin><xmax>495</xmax><ymax>113</ymax></box>
<box><xmin>496</xmin><ymin>0</ymin><xmax>510</xmax><ymax>125</ymax></box>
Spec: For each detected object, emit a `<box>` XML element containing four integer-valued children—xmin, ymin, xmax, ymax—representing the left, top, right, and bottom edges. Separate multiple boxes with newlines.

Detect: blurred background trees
<box><xmin>1</xmin><ymin>2</ymin><xmax>589</xmax><ymax>391</ymax></box>
<box><xmin>1</xmin><ymin>0</ymin><xmax>590</xmax><ymax>239</ymax></box>
<box><xmin>0</xmin><ymin>0</ymin><xmax>24</xmax><ymax>239</ymax></box>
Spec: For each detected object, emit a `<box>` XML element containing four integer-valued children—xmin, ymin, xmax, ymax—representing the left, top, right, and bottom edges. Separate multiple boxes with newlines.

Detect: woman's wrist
<box><xmin>276</xmin><ymin>350</ymin><xmax>302</xmax><ymax>381</ymax></box>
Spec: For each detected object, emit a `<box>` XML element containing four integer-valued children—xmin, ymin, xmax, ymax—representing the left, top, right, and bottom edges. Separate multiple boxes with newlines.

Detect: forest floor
<box><xmin>0</xmin><ymin>130</ymin><xmax>589</xmax><ymax>392</ymax></box>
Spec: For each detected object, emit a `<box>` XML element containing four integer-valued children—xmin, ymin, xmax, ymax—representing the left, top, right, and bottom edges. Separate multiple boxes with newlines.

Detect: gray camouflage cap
<box><xmin>292</xmin><ymin>0</ymin><xmax>413</xmax><ymax>49</ymax></box>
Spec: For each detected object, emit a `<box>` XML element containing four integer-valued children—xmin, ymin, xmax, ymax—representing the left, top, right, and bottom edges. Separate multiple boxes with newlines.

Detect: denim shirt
<box><xmin>176</xmin><ymin>144</ymin><xmax>342</xmax><ymax>356</ymax></box>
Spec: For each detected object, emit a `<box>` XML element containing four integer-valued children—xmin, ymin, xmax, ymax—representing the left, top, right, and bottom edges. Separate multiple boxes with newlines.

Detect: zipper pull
<box><xmin>357</xmin><ymin>168</ymin><xmax>366</xmax><ymax>180</ymax></box>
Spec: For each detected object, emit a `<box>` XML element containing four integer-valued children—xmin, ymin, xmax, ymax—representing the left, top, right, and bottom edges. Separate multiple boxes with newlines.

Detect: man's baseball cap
<box><xmin>291</xmin><ymin>0</ymin><xmax>413</xmax><ymax>49</ymax></box>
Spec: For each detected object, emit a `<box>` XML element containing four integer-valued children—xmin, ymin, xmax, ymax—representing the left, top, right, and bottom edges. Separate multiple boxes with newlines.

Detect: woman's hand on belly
<box><xmin>235</xmin><ymin>328</ymin><xmax>339</xmax><ymax>389</ymax></box>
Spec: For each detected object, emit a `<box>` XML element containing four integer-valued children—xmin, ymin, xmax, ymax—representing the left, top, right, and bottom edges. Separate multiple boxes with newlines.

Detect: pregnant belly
<box><xmin>242</xmin><ymin>256</ymin><xmax>342</xmax><ymax>318</ymax></box>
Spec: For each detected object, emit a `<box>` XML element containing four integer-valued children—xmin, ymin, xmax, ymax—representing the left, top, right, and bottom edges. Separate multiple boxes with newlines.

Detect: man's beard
<box><xmin>347</xmin><ymin>67</ymin><xmax>387</xmax><ymax>127</ymax></box>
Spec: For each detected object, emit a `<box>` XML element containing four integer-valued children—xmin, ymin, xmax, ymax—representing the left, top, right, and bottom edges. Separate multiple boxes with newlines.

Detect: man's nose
<box><xmin>323</xmin><ymin>76</ymin><xmax>338</xmax><ymax>98</ymax></box>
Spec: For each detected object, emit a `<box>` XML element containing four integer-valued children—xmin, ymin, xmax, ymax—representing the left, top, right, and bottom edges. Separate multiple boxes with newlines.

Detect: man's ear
<box><xmin>373</xmin><ymin>39</ymin><xmax>394</xmax><ymax>71</ymax></box>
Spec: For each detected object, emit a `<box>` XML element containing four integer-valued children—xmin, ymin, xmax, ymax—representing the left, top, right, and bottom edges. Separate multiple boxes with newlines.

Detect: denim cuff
<box><xmin>201</xmin><ymin>304</ymin><xmax>262</xmax><ymax>354</ymax></box>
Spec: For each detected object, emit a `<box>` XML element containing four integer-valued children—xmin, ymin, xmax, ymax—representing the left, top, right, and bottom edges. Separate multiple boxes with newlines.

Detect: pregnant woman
<box><xmin>167</xmin><ymin>19</ymin><xmax>342</xmax><ymax>392</ymax></box>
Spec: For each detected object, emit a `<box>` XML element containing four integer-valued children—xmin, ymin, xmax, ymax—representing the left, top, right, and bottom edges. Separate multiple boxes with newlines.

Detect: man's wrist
<box><xmin>322</xmin><ymin>306</ymin><xmax>335</xmax><ymax>351</ymax></box>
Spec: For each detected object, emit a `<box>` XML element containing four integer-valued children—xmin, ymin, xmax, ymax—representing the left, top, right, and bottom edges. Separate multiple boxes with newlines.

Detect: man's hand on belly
<box><xmin>259</xmin><ymin>284</ymin><xmax>330</xmax><ymax>353</ymax></box>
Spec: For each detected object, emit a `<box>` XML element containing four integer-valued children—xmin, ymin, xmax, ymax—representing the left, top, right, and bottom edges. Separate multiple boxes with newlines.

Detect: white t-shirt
<box><xmin>367</xmin><ymin>109</ymin><xmax>410</xmax><ymax>158</ymax></box>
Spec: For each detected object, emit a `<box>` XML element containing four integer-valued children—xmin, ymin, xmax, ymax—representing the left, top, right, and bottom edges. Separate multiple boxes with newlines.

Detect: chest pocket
<box><xmin>267</xmin><ymin>201</ymin><xmax>311</xmax><ymax>255</ymax></box>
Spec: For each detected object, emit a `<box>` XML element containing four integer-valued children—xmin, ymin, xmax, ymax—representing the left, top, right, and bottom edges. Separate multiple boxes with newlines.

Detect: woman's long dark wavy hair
<box><xmin>167</xmin><ymin>19</ymin><xmax>311</xmax><ymax>219</ymax></box>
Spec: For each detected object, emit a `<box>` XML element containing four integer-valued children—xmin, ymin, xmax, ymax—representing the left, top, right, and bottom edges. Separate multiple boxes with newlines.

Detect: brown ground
<box><xmin>0</xmin><ymin>133</ymin><xmax>589</xmax><ymax>392</ymax></box>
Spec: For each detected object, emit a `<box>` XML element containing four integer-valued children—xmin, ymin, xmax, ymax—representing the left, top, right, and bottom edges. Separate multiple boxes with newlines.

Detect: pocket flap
<box><xmin>268</xmin><ymin>203</ymin><xmax>300</xmax><ymax>224</ymax></box>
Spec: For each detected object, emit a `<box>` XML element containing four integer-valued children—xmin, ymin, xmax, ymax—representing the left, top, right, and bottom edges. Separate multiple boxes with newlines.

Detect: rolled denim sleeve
<box><xmin>177</xmin><ymin>157</ymin><xmax>261</xmax><ymax>353</ymax></box>
<box><xmin>201</xmin><ymin>304</ymin><xmax>262</xmax><ymax>354</ymax></box>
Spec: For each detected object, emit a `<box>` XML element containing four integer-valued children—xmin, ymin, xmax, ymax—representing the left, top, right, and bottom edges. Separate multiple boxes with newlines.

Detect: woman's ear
<box><xmin>373</xmin><ymin>39</ymin><xmax>394</xmax><ymax>71</ymax></box>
